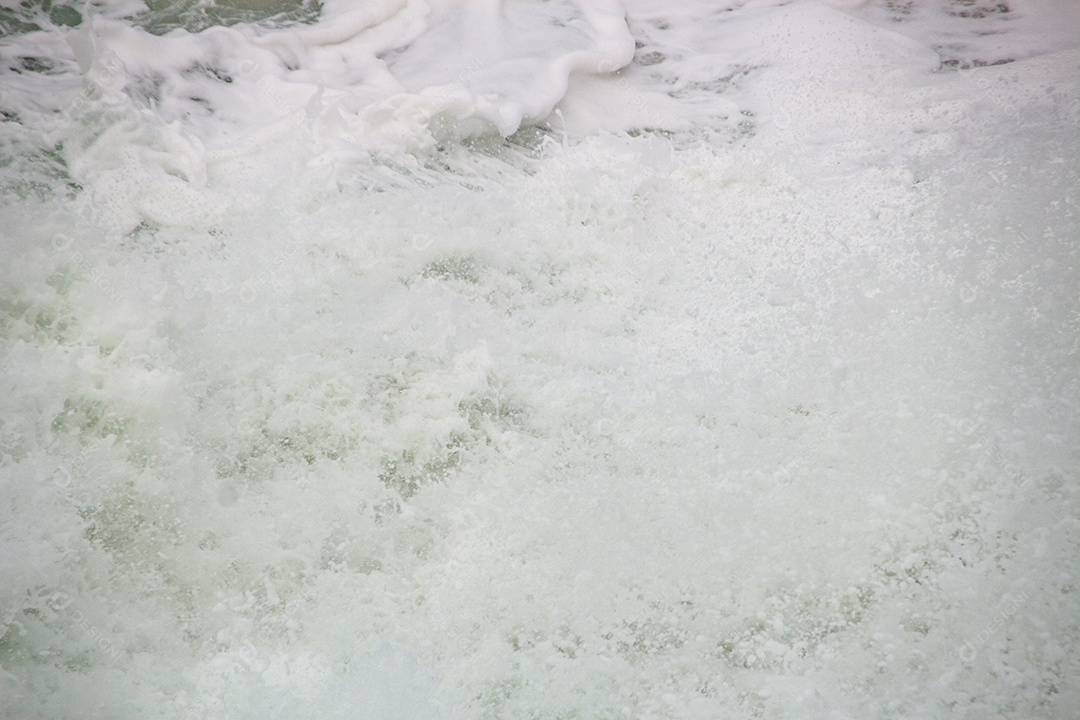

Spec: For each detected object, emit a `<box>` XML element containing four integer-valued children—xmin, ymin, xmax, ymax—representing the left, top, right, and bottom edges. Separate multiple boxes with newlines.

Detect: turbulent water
<box><xmin>1</xmin><ymin>0</ymin><xmax>1077</xmax><ymax>717</ymax></box>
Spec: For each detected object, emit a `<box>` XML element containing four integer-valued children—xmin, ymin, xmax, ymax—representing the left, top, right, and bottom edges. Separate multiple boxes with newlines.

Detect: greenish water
<box><xmin>0</xmin><ymin>0</ymin><xmax>322</xmax><ymax>35</ymax></box>
<box><xmin>136</xmin><ymin>0</ymin><xmax>322</xmax><ymax>34</ymax></box>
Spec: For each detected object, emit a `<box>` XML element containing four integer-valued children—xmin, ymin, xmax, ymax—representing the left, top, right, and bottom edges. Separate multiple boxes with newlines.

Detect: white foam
<box><xmin>1</xmin><ymin>1</ymin><xmax>1077</xmax><ymax>718</ymax></box>
<box><xmin>41</xmin><ymin>0</ymin><xmax>635</xmax><ymax>164</ymax></box>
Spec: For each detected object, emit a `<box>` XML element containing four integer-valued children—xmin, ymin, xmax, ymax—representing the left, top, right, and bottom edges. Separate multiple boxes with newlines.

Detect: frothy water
<box><xmin>1</xmin><ymin>1</ymin><xmax>1078</xmax><ymax>718</ymax></box>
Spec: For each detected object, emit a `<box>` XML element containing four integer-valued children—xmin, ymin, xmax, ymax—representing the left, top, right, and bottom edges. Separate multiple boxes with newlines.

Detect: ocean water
<box><xmin>0</xmin><ymin>1</ymin><xmax>1077</xmax><ymax>718</ymax></box>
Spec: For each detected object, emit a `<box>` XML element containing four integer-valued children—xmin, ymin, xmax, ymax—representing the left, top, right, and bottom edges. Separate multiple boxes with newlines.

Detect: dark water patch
<box><xmin>0</xmin><ymin>0</ymin><xmax>81</xmax><ymax>36</ymax></box>
<box><xmin>133</xmin><ymin>0</ymin><xmax>323</xmax><ymax>36</ymax></box>
<box><xmin>948</xmin><ymin>0</ymin><xmax>1011</xmax><ymax>20</ymax></box>
<box><xmin>0</xmin><ymin>142</ymin><xmax>80</xmax><ymax>200</ymax></box>
<box><xmin>15</xmin><ymin>55</ymin><xmax>58</xmax><ymax>74</ymax></box>
<box><xmin>939</xmin><ymin>55</ymin><xmax>1015</xmax><ymax>71</ymax></box>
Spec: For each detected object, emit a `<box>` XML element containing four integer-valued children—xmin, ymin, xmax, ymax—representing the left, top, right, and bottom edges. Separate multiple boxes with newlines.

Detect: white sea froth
<box><xmin>0</xmin><ymin>1</ymin><xmax>1077</xmax><ymax>718</ymax></box>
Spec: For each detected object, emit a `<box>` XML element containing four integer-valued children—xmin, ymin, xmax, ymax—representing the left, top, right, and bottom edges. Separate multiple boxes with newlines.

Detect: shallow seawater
<box><xmin>1</xmin><ymin>1</ymin><xmax>1078</xmax><ymax>718</ymax></box>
